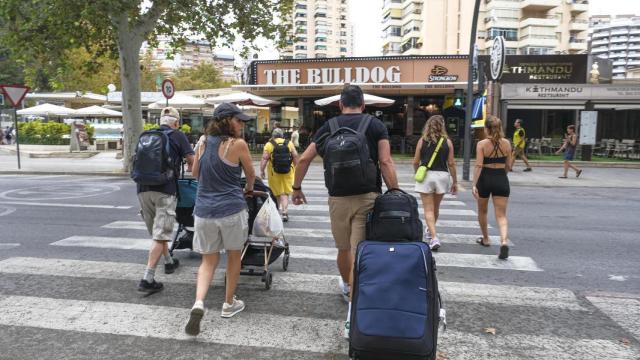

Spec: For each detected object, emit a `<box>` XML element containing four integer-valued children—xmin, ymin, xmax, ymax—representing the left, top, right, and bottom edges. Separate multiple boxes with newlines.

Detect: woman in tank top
<box><xmin>555</xmin><ymin>125</ymin><xmax>583</xmax><ymax>179</ymax></box>
<box><xmin>472</xmin><ymin>115</ymin><xmax>512</xmax><ymax>260</ymax></box>
<box><xmin>185</xmin><ymin>103</ymin><xmax>256</xmax><ymax>336</ymax></box>
<box><xmin>413</xmin><ymin>115</ymin><xmax>458</xmax><ymax>251</ymax></box>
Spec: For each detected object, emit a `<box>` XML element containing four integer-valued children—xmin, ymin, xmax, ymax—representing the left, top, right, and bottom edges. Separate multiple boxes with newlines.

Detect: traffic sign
<box><xmin>0</xmin><ymin>85</ymin><xmax>30</xmax><ymax>108</ymax></box>
<box><xmin>161</xmin><ymin>79</ymin><xmax>175</xmax><ymax>100</ymax></box>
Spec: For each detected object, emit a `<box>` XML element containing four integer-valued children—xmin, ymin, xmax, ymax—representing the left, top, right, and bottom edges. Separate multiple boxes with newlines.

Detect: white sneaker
<box><xmin>338</xmin><ymin>278</ymin><xmax>350</xmax><ymax>303</ymax></box>
<box><xmin>429</xmin><ymin>237</ymin><xmax>441</xmax><ymax>251</ymax></box>
<box><xmin>343</xmin><ymin>320</ymin><xmax>350</xmax><ymax>340</ymax></box>
<box><xmin>423</xmin><ymin>227</ymin><xmax>432</xmax><ymax>243</ymax></box>
<box><xmin>221</xmin><ymin>296</ymin><xmax>245</xmax><ymax>318</ymax></box>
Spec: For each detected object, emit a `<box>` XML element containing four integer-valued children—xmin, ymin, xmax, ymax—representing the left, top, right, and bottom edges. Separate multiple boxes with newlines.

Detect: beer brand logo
<box><xmin>429</xmin><ymin>65</ymin><xmax>458</xmax><ymax>82</ymax></box>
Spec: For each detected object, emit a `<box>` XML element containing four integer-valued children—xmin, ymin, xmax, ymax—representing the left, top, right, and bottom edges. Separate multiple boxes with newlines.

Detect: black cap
<box><xmin>213</xmin><ymin>103</ymin><xmax>253</xmax><ymax>122</ymax></box>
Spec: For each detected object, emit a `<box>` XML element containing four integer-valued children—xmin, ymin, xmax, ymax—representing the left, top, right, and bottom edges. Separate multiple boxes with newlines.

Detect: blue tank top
<box><xmin>194</xmin><ymin>136</ymin><xmax>246</xmax><ymax>218</ymax></box>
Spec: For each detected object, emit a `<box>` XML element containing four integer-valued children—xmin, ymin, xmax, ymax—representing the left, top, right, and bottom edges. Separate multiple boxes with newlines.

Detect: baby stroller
<box><xmin>169</xmin><ymin>177</ymin><xmax>290</xmax><ymax>290</ymax></box>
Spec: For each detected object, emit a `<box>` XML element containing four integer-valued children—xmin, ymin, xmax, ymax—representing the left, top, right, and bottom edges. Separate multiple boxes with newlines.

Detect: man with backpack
<box><xmin>291</xmin><ymin>85</ymin><xmax>399</xmax><ymax>338</ymax></box>
<box><xmin>260</xmin><ymin>127</ymin><xmax>299</xmax><ymax>221</ymax></box>
<box><xmin>132</xmin><ymin>107</ymin><xmax>195</xmax><ymax>294</ymax></box>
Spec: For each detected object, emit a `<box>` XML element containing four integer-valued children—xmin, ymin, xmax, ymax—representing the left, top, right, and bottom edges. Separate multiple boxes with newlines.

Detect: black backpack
<box><xmin>322</xmin><ymin>115</ymin><xmax>377</xmax><ymax>196</ymax></box>
<box><xmin>270</xmin><ymin>139</ymin><xmax>293</xmax><ymax>174</ymax></box>
<box><xmin>366</xmin><ymin>188</ymin><xmax>423</xmax><ymax>242</ymax></box>
<box><xmin>131</xmin><ymin>129</ymin><xmax>175</xmax><ymax>186</ymax></box>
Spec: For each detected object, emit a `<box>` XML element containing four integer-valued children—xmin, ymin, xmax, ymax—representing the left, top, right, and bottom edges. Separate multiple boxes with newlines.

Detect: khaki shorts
<box><xmin>513</xmin><ymin>147</ymin><xmax>525</xmax><ymax>157</ymax></box>
<box><xmin>138</xmin><ymin>191</ymin><xmax>177</xmax><ymax>241</ymax></box>
<box><xmin>193</xmin><ymin>210</ymin><xmax>249</xmax><ymax>254</ymax></box>
<box><xmin>328</xmin><ymin>192</ymin><xmax>378</xmax><ymax>253</ymax></box>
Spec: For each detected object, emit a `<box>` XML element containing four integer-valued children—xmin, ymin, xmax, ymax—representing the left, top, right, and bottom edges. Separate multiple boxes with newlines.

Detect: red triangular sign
<box><xmin>0</xmin><ymin>85</ymin><xmax>30</xmax><ymax>108</ymax></box>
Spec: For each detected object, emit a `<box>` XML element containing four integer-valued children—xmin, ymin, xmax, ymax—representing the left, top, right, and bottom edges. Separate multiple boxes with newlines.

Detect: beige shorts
<box><xmin>138</xmin><ymin>191</ymin><xmax>177</xmax><ymax>241</ymax></box>
<box><xmin>328</xmin><ymin>192</ymin><xmax>378</xmax><ymax>253</ymax></box>
<box><xmin>193</xmin><ymin>210</ymin><xmax>249</xmax><ymax>254</ymax></box>
<box><xmin>414</xmin><ymin>171</ymin><xmax>451</xmax><ymax>194</ymax></box>
<box><xmin>513</xmin><ymin>147</ymin><xmax>525</xmax><ymax>157</ymax></box>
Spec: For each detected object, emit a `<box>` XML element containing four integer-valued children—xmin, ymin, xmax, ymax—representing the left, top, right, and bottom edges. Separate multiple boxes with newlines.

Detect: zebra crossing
<box><xmin>1</xmin><ymin>171</ymin><xmax>639</xmax><ymax>359</ymax></box>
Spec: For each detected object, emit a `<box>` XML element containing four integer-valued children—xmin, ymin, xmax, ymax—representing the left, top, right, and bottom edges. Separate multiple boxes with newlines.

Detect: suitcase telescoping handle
<box><xmin>384</xmin><ymin>188</ymin><xmax>407</xmax><ymax>195</ymax></box>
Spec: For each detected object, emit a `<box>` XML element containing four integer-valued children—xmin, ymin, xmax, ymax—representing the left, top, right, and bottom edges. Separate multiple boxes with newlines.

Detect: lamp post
<box><xmin>462</xmin><ymin>0</ymin><xmax>482</xmax><ymax>181</ymax></box>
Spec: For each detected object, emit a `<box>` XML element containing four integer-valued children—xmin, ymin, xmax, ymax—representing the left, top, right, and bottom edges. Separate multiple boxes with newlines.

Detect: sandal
<box><xmin>558</xmin><ymin>176</ymin><xmax>568</xmax><ymax>179</ymax></box>
<box><xmin>498</xmin><ymin>245</ymin><xmax>509</xmax><ymax>260</ymax></box>
<box><xmin>576</xmin><ymin>169</ymin><xmax>582</xmax><ymax>178</ymax></box>
<box><xmin>281</xmin><ymin>213</ymin><xmax>289</xmax><ymax>222</ymax></box>
<box><xmin>476</xmin><ymin>237</ymin><xmax>490</xmax><ymax>247</ymax></box>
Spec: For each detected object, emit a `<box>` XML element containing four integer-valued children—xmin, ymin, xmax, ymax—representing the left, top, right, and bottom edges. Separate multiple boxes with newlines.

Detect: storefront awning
<box><xmin>233</xmin><ymin>82</ymin><xmax>475</xmax><ymax>97</ymax></box>
<box><xmin>506</xmin><ymin>103</ymin><xmax>586</xmax><ymax>110</ymax></box>
<box><xmin>594</xmin><ymin>103</ymin><xmax>640</xmax><ymax>110</ymax></box>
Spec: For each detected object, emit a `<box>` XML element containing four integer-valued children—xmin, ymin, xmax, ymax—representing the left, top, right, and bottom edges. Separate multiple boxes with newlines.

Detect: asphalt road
<box><xmin>0</xmin><ymin>165</ymin><xmax>639</xmax><ymax>359</ymax></box>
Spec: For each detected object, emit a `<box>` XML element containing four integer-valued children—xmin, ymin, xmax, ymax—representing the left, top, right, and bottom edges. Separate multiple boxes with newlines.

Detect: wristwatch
<box><xmin>292</xmin><ymin>185</ymin><xmax>302</xmax><ymax>191</ymax></box>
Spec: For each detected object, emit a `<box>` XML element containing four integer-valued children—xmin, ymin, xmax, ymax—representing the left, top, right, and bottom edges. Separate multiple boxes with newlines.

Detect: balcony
<box><xmin>611</xmin><ymin>29</ymin><xmax>629</xmax><ymax>36</ymax></box>
<box><xmin>630</xmin><ymin>28</ymin><xmax>640</xmax><ymax>36</ymax></box>
<box><xmin>610</xmin><ymin>36</ymin><xmax>629</xmax><ymax>44</ymax></box>
<box><xmin>610</xmin><ymin>44</ymin><xmax>628</xmax><ymax>51</ymax></box>
<box><xmin>609</xmin><ymin>52</ymin><xmax>627</xmax><ymax>58</ymax></box>
<box><xmin>521</xmin><ymin>0</ymin><xmax>560</xmax><ymax>12</ymax></box>
<box><xmin>569</xmin><ymin>1</ymin><xmax>588</xmax><ymax>14</ymax></box>
<box><xmin>591</xmin><ymin>39</ymin><xmax>609</xmax><ymax>47</ymax></box>
<box><xmin>630</xmin><ymin>44</ymin><xmax>640</xmax><ymax>50</ymax></box>
<box><xmin>629</xmin><ymin>36</ymin><xmax>640</xmax><ymax>43</ymax></box>
<box><xmin>628</xmin><ymin>59</ymin><xmax>640</xmax><ymax>66</ymax></box>
<box><xmin>612</xmin><ymin>67</ymin><xmax>626</xmax><ymax>73</ymax></box>
<box><xmin>612</xmin><ymin>74</ymin><xmax>626</xmax><ymax>79</ymax></box>
<box><xmin>612</xmin><ymin>59</ymin><xmax>627</xmax><ymax>66</ymax></box>
<box><xmin>520</xmin><ymin>17</ymin><xmax>560</xmax><ymax>28</ymax></box>
<box><xmin>627</xmin><ymin>52</ymin><xmax>640</xmax><ymax>58</ymax></box>
<box><xmin>569</xmin><ymin>41</ymin><xmax>587</xmax><ymax>51</ymax></box>
<box><xmin>592</xmin><ymin>31</ymin><xmax>609</xmax><ymax>39</ymax></box>
<box><xmin>591</xmin><ymin>46</ymin><xmax>608</xmax><ymax>54</ymax></box>
<box><xmin>518</xmin><ymin>36</ymin><xmax>558</xmax><ymax>48</ymax></box>
<box><xmin>569</xmin><ymin>20</ymin><xmax>588</xmax><ymax>32</ymax></box>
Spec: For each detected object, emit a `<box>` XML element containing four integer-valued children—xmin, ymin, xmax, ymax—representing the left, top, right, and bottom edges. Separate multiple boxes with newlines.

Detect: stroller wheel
<box><xmin>262</xmin><ymin>271</ymin><xmax>273</xmax><ymax>290</ymax></box>
<box><xmin>282</xmin><ymin>254</ymin><xmax>290</xmax><ymax>271</ymax></box>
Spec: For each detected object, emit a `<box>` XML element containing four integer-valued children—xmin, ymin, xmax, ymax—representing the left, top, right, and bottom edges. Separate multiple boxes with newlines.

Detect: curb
<box><xmin>0</xmin><ymin>171</ymin><xmax>128</xmax><ymax>177</ymax></box>
<box><xmin>391</xmin><ymin>159</ymin><xmax>640</xmax><ymax>169</ymax></box>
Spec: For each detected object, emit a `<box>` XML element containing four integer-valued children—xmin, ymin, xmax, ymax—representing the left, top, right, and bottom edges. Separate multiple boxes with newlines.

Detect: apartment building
<box><xmin>382</xmin><ymin>0</ymin><xmax>473</xmax><ymax>55</ymax></box>
<box><xmin>281</xmin><ymin>0</ymin><xmax>354</xmax><ymax>59</ymax></box>
<box><xmin>590</xmin><ymin>15</ymin><xmax>640</xmax><ymax>80</ymax></box>
<box><xmin>142</xmin><ymin>37</ymin><xmax>236</xmax><ymax>81</ymax></box>
<box><xmin>382</xmin><ymin>0</ymin><xmax>590</xmax><ymax>56</ymax></box>
<box><xmin>479</xmin><ymin>0</ymin><xmax>589</xmax><ymax>55</ymax></box>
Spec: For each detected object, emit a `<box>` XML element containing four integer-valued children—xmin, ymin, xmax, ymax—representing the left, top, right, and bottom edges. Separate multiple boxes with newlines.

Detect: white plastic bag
<box><xmin>252</xmin><ymin>196</ymin><xmax>284</xmax><ymax>238</ymax></box>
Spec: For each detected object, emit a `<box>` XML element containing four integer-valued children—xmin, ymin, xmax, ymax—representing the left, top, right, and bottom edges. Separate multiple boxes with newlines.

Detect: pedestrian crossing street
<box><xmin>1</xmin><ymin>171</ymin><xmax>639</xmax><ymax>359</ymax></box>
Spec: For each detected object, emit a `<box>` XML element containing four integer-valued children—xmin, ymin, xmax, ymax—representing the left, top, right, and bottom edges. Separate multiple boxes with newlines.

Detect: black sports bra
<box><xmin>483</xmin><ymin>141</ymin><xmax>507</xmax><ymax>164</ymax></box>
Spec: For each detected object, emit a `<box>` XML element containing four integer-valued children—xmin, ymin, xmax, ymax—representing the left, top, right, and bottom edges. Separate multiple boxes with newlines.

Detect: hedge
<box><xmin>17</xmin><ymin>121</ymin><xmax>95</xmax><ymax>145</ymax></box>
<box><xmin>144</xmin><ymin>123</ymin><xmax>191</xmax><ymax>134</ymax></box>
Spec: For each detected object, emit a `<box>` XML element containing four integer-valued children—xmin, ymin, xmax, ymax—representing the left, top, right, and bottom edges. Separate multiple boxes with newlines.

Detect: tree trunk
<box><xmin>117</xmin><ymin>30</ymin><xmax>144</xmax><ymax>172</ymax></box>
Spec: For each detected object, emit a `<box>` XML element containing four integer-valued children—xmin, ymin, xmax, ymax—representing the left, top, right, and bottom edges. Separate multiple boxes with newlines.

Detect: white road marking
<box><xmin>0</xmin><ymin>243</ymin><xmax>20</xmax><ymax>250</ymax></box>
<box><xmin>51</xmin><ymin>236</ymin><xmax>150</xmax><ymax>250</ymax></box>
<box><xmin>0</xmin><ymin>206</ymin><xmax>16</xmax><ymax>217</ymax></box>
<box><xmin>0</xmin><ymin>201</ymin><xmax>131</xmax><ymax>210</ymax></box>
<box><xmin>587</xmin><ymin>296</ymin><xmax>640</xmax><ymax>341</ymax></box>
<box><xmin>289</xmin><ymin>204</ymin><xmax>476</xmax><ymax>216</ymax></box>
<box><xmin>0</xmin><ymin>295</ymin><xmax>346</xmax><ymax>354</ymax></box>
<box><xmin>0</xmin><ymin>257</ymin><xmax>576</xmax><ymax>309</ymax></box>
<box><xmin>299</xmin><ymin>198</ymin><xmax>466</xmax><ymax>207</ymax></box>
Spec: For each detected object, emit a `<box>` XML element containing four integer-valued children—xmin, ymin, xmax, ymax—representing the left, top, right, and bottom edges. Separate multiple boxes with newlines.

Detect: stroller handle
<box><xmin>248</xmin><ymin>190</ymin><xmax>270</xmax><ymax>199</ymax></box>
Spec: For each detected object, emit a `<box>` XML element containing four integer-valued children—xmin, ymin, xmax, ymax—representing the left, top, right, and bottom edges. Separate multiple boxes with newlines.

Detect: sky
<box><xmin>229</xmin><ymin>0</ymin><xmax>634</xmax><ymax>61</ymax></box>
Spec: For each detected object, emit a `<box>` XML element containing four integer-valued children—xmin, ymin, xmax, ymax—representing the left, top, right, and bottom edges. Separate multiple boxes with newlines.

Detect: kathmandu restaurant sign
<box><xmin>502</xmin><ymin>84</ymin><xmax>640</xmax><ymax>100</ymax></box>
<box><xmin>479</xmin><ymin>55</ymin><xmax>588</xmax><ymax>84</ymax></box>
<box><xmin>253</xmin><ymin>58</ymin><xmax>468</xmax><ymax>86</ymax></box>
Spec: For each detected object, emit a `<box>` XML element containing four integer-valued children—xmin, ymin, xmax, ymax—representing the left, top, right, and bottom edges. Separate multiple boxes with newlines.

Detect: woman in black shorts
<box><xmin>472</xmin><ymin>116</ymin><xmax>512</xmax><ymax>259</ymax></box>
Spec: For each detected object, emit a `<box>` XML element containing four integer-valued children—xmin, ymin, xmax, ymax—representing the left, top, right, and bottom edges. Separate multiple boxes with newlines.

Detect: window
<box><xmin>315</xmin><ymin>37</ymin><xmax>327</xmax><ymax>43</ymax></box>
<box><xmin>295</xmin><ymin>20</ymin><xmax>307</xmax><ymax>26</ymax></box>
<box><xmin>385</xmin><ymin>26</ymin><xmax>401</xmax><ymax>37</ymax></box>
<box><xmin>315</xmin><ymin>45</ymin><xmax>327</xmax><ymax>50</ymax></box>
<box><xmin>340</xmin><ymin>31</ymin><xmax>347</xmax><ymax>36</ymax></box>
<box><xmin>295</xmin><ymin>12</ymin><xmax>306</xmax><ymax>18</ymax></box>
<box><xmin>340</xmin><ymin>47</ymin><xmax>348</xmax><ymax>52</ymax></box>
<box><xmin>401</xmin><ymin>37</ymin><xmax>421</xmax><ymax>52</ymax></box>
<box><xmin>506</xmin><ymin>48</ymin><xmax>517</xmax><ymax>55</ymax></box>
<box><xmin>521</xmin><ymin>47</ymin><xmax>553</xmax><ymax>55</ymax></box>
<box><xmin>316</xmin><ymin>53</ymin><xmax>327</xmax><ymax>58</ymax></box>
<box><xmin>294</xmin><ymin>54</ymin><xmax>307</xmax><ymax>59</ymax></box>
<box><xmin>339</xmin><ymin>39</ymin><xmax>347</xmax><ymax>45</ymax></box>
<box><xmin>314</xmin><ymin>13</ymin><xmax>326</xmax><ymax>18</ymax></box>
<box><xmin>295</xmin><ymin>45</ymin><xmax>307</xmax><ymax>50</ymax></box>
<box><xmin>487</xmin><ymin>28</ymin><xmax>517</xmax><ymax>41</ymax></box>
<box><xmin>295</xmin><ymin>4</ymin><xmax>307</xmax><ymax>9</ymax></box>
<box><xmin>402</xmin><ymin>20</ymin><xmax>422</xmax><ymax>35</ymax></box>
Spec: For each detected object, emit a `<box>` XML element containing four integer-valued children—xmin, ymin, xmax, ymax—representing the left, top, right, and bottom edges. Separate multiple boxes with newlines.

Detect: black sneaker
<box><xmin>523</xmin><ymin>168</ymin><xmax>532</xmax><ymax>172</ymax></box>
<box><xmin>164</xmin><ymin>258</ymin><xmax>180</xmax><ymax>274</ymax></box>
<box><xmin>137</xmin><ymin>279</ymin><xmax>164</xmax><ymax>293</ymax></box>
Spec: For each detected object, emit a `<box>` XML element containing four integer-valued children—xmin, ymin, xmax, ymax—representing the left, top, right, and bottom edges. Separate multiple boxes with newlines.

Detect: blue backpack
<box><xmin>131</xmin><ymin>129</ymin><xmax>175</xmax><ymax>186</ymax></box>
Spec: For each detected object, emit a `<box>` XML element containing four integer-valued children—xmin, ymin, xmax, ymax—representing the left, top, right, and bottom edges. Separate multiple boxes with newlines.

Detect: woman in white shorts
<box><xmin>412</xmin><ymin>115</ymin><xmax>458</xmax><ymax>251</ymax></box>
<box><xmin>185</xmin><ymin>103</ymin><xmax>256</xmax><ymax>336</ymax></box>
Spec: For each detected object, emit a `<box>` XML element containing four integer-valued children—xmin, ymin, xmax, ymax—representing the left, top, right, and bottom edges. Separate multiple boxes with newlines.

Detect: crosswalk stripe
<box><xmin>289</xmin><ymin>204</ymin><xmax>476</xmax><ymax>216</ymax></box>
<box><xmin>0</xmin><ymin>201</ymin><xmax>132</xmax><ymax>210</ymax></box>
<box><xmin>0</xmin><ymin>257</ymin><xmax>577</xmax><ymax>309</ymax></box>
<box><xmin>0</xmin><ymin>295</ymin><xmax>346</xmax><ymax>354</ymax></box>
<box><xmin>298</xmin><ymin>199</ymin><xmax>467</xmax><ymax>206</ymax></box>
<box><xmin>50</xmin><ymin>236</ymin><xmax>532</xmax><ymax>270</ymax></box>
<box><xmin>299</xmin><ymin>189</ymin><xmax>458</xmax><ymax>200</ymax></box>
<box><xmin>288</xmin><ymin>245</ymin><xmax>539</xmax><ymax>271</ymax></box>
<box><xmin>586</xmin><ymin>296</ymin><xmax>640</xmax><ymax>341</ymax></box>
<box><xmin>100</xmin><ymin>222</ymin><xmax>498</xmax><ymax>244</ymax></box>
<box><xmin>0</xmin><ymin>243</ymin><xmax>20</xmax><ymax>250</ymax></box>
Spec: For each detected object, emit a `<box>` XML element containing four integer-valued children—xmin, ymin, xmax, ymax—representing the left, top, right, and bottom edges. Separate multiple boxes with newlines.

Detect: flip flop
<box><xmin>576</xmin><ymin>170</ymin><xmax>582</xmax><ymax>178</ymax></box>
<box><xmin>498</xmin><ymin>245</ymin><xmax>509</xmax><ymax>260</ymax></box>
<box><xmin>476</xmin><ymin>237</ymin><xmax>490</xmax><ymax>247</ymax></box>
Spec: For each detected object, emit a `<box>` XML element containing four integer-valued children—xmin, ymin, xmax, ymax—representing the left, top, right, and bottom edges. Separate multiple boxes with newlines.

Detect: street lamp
<box><xmin>462</xmin><ymin>0</ymin><xmax>482</xmax><ymax>181</ymax></box>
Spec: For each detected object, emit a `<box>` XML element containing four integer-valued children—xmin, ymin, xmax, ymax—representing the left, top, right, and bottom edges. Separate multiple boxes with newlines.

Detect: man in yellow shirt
<box><xmin>511</xmin><ymin>119</ymin><xmax>532</xmax><ymax>172</ymax></box>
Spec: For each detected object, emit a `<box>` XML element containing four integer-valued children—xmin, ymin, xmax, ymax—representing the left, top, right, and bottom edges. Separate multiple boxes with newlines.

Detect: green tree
<box><xmin>174</xmin><ymin>62</ymin><xmax>232</xmax><ymax>90</ymax></box>
<box><xmin>0</xmin><ymin>0</ymin><xmax>292</xmax><ymax>170</ymax></box>
<box><xmin>51</xmin><ymin>47</ymin><xmax>121</xmax><ymax>94</ymax></box>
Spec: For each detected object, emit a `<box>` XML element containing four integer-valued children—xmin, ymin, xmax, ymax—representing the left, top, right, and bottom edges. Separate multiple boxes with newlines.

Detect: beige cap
<box><xmin>162</xmin><ymin>107</ymin><xmax>180</xmax><ymax>120</ymax></box>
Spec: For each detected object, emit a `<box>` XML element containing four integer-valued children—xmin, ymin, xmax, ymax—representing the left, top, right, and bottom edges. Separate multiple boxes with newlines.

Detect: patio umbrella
<box><xmin>148</xmin><ymin>93</ymin><xmax>207</xmax><ymax>110</ymax></box>
<box><xmin>206</xmin><ymin>91</ymin><xmax>280</xmax><ymax>106</ymax></box>
<box><xmin>314</xmin><ymin>93</ymin><xmax>395</xmax><ymax>107</ymax></box>
<box><xmin>74</xmin><ymin>105</ymin><xmax>122</xmax><ymax>117</ymax></box>
<box><xmin>17</xmin><ymin>103</ymin><xmax>77</xmax><ymax>117</ymax></box>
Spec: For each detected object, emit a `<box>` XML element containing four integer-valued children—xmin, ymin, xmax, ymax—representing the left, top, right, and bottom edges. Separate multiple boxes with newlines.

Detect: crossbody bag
<box><xmin>414</xmin><ymin>137</ymin><xmax>445</xmax><ymax>183</ymax></box>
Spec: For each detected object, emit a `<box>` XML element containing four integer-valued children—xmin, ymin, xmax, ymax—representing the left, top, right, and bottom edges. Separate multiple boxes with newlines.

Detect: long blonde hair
<box><xmin>484</xmin><ymin>115</ymin><xmax>505</xmax><ymax>145</ymax></box>
<box><xmin>422</xmin><ymin>115</ymin><xmax>448</xmax><ymax>144</ymax></box>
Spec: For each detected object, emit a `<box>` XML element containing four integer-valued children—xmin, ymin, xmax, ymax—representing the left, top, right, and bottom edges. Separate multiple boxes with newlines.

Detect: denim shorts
<box><xmin>564</xmin><ymin>149</ymin><xmax>575</xmax><ymax>161</ymax></box>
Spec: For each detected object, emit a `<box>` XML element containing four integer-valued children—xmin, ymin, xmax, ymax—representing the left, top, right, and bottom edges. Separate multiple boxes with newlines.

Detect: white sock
<box><xmin>193</xmin><ymin>300</ymin><xmax>204</xmax><ymax>310</ymax></box>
